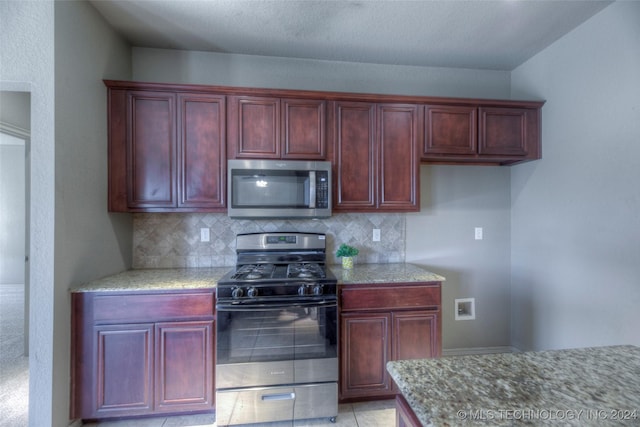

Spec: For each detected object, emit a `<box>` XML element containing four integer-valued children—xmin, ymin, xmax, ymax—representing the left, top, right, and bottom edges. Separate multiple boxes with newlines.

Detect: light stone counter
<box><xmin>72</xmin><ymin>263</ymin><xmax>445</xmax><ymax>293</ymax></box>
<box><xmin>387</xmin><ymin>345</ymin><xmax>640</xmax><ymax>426</ymax></box>
<box><xmin>71</xmin><ymin>267</ymin><xmax>229</xmax><ymax>292</ymax></box>
<box><xmin>330</xmin><ymin>263</ymin><xmax>445</xmax><ymax>285</ymax></box>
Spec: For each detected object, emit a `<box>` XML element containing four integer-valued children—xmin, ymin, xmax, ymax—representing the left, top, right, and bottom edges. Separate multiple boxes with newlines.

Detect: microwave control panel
<box><xmin>316</xmin><ymin>171</ymin><xmax>329</xmax><ymax>208</ymax></box>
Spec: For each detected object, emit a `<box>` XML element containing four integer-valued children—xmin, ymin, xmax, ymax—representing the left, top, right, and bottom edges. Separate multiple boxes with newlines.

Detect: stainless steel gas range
<box><xmin>215</xmin><ymin>232</ymin><xmax>338</xmax><ymax>426</ymax></box>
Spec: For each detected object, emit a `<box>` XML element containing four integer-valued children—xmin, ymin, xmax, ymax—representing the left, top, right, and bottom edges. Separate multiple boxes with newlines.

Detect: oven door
<box><xmin>216</xmin><ymin>299</ymin><xmax>338</xmax><ymax>389</ymax></box>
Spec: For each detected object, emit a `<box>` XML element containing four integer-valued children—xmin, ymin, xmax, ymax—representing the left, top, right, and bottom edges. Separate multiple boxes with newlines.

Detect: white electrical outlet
<box><xmin>474</xmin><ymin>227</ymin><xmax>483</xmax><ymax>240</ymax></box>
<box><xmin>372</xmin><ymin>229</ymin><xmax>381</xmax><ymax>242</ymax></box>
<box><xmin>200</xmin><ymin>228</ymin><xmax>210</xmax><ymax>242</ymax></box>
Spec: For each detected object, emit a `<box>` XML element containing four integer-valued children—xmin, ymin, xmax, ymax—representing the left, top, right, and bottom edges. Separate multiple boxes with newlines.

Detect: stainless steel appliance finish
<box><xmin>227</xmin><ymin>159</ymin><xmax>331</xmax><ymax>219</ymax></box>
<box><xmin>216</xmin><ymin>383</ymin><xmax>337</xmax><ymax>426</ymax></box>
<box><xmin>216</xmin><ymin>232</ymin><xmax>338</xmax><ymax>426</ymax></box>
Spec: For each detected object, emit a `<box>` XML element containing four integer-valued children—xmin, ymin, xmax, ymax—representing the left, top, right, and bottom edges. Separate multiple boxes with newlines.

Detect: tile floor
<box><xmin>82</xmin><ymin>400</ymin><xmax>396</xmax><ymax>427</ymax></box>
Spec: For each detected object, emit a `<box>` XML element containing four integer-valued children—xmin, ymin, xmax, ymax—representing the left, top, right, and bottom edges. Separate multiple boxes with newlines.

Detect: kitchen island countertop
<box><xmin>72</xmin><ymin>263</ymin><xmax>444</xmax><ymax>292</ymax></box>
<box><xmin>387</xmin><ymin>345</ymin><xmax>640</xmax><ymax>426</ymax></box>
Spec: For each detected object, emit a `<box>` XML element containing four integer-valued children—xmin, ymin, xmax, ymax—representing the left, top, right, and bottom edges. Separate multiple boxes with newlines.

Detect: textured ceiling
<box><xmin>91</xmin><ymin>0</ymin><xmax>611</xmax><ymax>71</ymax></box>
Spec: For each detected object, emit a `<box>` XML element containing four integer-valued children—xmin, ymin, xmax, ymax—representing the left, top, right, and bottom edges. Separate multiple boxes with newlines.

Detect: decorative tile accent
<box><xmin>132</xmin><ymin>213</ymin><xmax>406</xmax><ymax>269</ymax></box>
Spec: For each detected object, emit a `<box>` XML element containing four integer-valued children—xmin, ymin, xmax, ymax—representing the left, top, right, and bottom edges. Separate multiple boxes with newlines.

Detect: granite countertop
<box><xmin>72</xmin><ymin>263</ymin><xmax>445</xmax><ymax>292</ymax></box>
<box><xmin>71</xmin><ymin>267</ymin><xmax>230</xmax><ymax>292</ymax></box>
<box><xmin>387</xmin><ymin>345</ymin><xmax>640</xmax><ymax>426</ymax></box>
<box><xmin>330</xmin><ymin>263</ymin><xmax>445</xmax><ymax>285</ymax></box>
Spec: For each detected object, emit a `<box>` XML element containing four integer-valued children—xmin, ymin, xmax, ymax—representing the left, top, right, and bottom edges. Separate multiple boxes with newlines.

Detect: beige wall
<box><xmin>54</xmin><ymin>1</ymin><xmax>133</xmax><ymax>425</ymax></box>
<box><xmin>510</xmin><ymin>1</ymin><xmax>640</xmax><ymax>350</ymax></box>
<box><xmin>1</xmin><ymin>1</ymin><xmax>56</xmax><ymax>425</ymax></box>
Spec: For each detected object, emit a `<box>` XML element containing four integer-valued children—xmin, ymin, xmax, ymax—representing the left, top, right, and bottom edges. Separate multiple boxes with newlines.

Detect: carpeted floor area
<box><xmin>0</xmin><ymin>284</ymin><xmax>29</xmax><ymax>427</ymax></box>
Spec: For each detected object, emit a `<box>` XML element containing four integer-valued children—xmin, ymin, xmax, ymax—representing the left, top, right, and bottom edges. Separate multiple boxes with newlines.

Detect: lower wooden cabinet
<box><xmin>339</xmin><ymin>282</ymin><xmax>441</xmax><ymax>401</ymax></box>
<box><xmin>71</xmin><ymin>282</ymin><xmax>441</xmax><ymax>417</ymax></box>
<box><xmin>341</xmin><ymin>312</ymin><xmax>392</xmax><ymax>398</ymax></box>
<box><xmin>393</xmin><ymin>311</ymin><xmax>439</xmax><ymax>362</ymax></box>
<box><xmin>94</xmin><ymin>323</ymin><xmax>154</xmax><ymax>414</ymax></box>
<box><xmin>71</xmin><ymin>290</ymin><xmax>215</xmax><ymax>420</ymax></box>
<box><xmin>155</xmin><ymin>321</ymin><xmax>214</xmax><ymax>412</ymax></box>
<box><xmin>396</xmin><ymin>394</ymin><xmax>423</xmax><ymax>427</ymax></box>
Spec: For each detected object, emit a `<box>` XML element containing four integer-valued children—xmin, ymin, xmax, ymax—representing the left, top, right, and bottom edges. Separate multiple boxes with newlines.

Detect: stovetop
<box><xmin>216</xmin><ymin>264</ymin><xmax>337</xmax><ymax>302</ymax></box>
<box><xmin>216</xmin><ymin>232</ymin><xmax>337</xmax><ymax>302</ymax></box>
<box><xmin>218</xmin><ymin>262</ymin><xmax>336</xmax><ymax>286</ymax></box>
<box><xmin>230</xmin><ymin>262</ymin><xmax>327</xmax><ymax>281</ymax></box>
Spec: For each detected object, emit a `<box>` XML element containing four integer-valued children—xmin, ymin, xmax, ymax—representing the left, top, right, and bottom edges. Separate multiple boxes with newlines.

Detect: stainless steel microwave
<box><xmin>227</xmin><ymin>159</ymin><xmax>332</xmax><ymax>219</ymax></box>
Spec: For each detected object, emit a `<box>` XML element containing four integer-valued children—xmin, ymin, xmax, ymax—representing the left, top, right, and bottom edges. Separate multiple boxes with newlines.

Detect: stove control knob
<box><xmin>298</xmin><ymin>285</ymin><xmax>308</xmax><ymax>296</ymax></box>
<box><xmin>231</xmin><ymin>287</ymin><xmax>244</xmax><ymax>299</ymax></box>
<box><xmin>247</xmin><ymin>287</ymin><xmax>258</xmax><ymax>298</ymax></box>
<box><xmin>312</xmin><ymin>284</ymin><xmax>324</xmax><ymax>296</ymax></box>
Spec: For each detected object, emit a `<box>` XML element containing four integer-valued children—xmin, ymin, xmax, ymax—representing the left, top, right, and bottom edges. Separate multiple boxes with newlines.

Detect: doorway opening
<box><xmin>0</xmin><ymin>90</ymin><xmax>30</xmax><ymax>427</ymax></box>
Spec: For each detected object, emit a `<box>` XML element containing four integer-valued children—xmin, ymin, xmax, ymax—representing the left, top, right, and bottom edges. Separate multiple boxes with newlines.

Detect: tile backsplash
<box><xmin>133</xmin><ymin>212</ymin><xmax>406</xmax><ymax>268</ymax></box>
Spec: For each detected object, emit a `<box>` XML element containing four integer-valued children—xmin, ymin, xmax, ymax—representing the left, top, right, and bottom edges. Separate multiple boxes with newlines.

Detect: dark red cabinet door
<box><xmin>378</xmin><ymin>104</ymin><xmax>419</xmax><ymax>211</ymax></box>
<box><xmin>155</xmin><ymin>321</ymin><xmax>214</xmax><ymax>413</ymax></box>
<box><xmin>392</xmin><ymin>310</ymin><xmax>439</xmax><ymax>361</ymax></box>
<box><xmin>228</xmin><ymin>96</ymin><xmax>280</xmax><ymax>158</ymax></box>
<box><xmin>95</xmin><ymin>324</ymin><xmax>154</xmax><ymax>417</ymax></box>
<box><xmin>424</xmin><ymin>104</ymin><xmax>477</xmax><ymax>155</ymax></box>
<box><xmin>340</xmin><ymin>312</ymin><xmax>392</xmax><ymax>399</ymax></box>
<box><xmin>282</xmin><ymin>98</ymin><xmax>326</xmax><ymax>159</ymax></box>
<box><xmin>126</xmin><ymin>91</ymin><xmax>177</xmax><ymax>208</ymax></box>
<box><xmin>178</xmin><ymin>94</ymin><xmax>226</xmax><ymax>208</ymax></box>
<box><xmin>332</xmin><ymin>101</ymin><xmax>377</xmax><ymax>210</ymax></box>
<box><xmin>479</xmin><ymin>107</ymin><xmax>530</xmax><ymax>156</ymax></box>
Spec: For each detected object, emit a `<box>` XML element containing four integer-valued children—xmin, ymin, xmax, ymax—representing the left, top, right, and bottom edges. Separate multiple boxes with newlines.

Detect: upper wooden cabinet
<box><xmin>331</xmin><ymin>101</ymin><xmax>376</xmax><ymax>210</ymax></box>
<box><xmin>105</xmin><ymin>80</ymin><xmax>543</xmax><ymax>213</ymax></box>
<box><xmin>378</xmin><ymin>104</ymin><xmax>419</xmax><ymax>210</ymax></box>
<box><xmin>227</xmin><ymin>95</ymin><xmax>279</xmax><ymax>158</ymax></box>
<box><xmin>106</xmin><ymin>81</ymin><xmax>226</xmax><ymax>212</ymax></box>
<box><xmin>423</xmin><ymin>105</ymin><xmax>477</xmax><ymax>156</ymax></box>
<box><xmin>227</xmin><ymin>95</ymin><xmax>326</xmax><ymax>159</ymax></box>
<box><xmin>478</xmin><ymin>107</ymin><xmax>532</xmax><ymax>157</ymax></box>
<box><xmin>125</xmin><ymin>90</ymin><xmax>177</xmax><ymax>209</ymax></box>
<box><xmin>423</xmin><ymin>102</ymin><xmax>542</xmax><ymax>164</ymax></box>
<box><xmin>178</xmin><ymin>93</ymin><xmax>227</xmax><ymax>209</ymax></box>
<box><xmin>331</xmin><ymin>101</ymin><xmax>419</xmax><ymax>212</ymax></box>
<box><xmin>283</xmin><ymin>98</ymin><xmax>326</xmax><ymax>159</ymax></box>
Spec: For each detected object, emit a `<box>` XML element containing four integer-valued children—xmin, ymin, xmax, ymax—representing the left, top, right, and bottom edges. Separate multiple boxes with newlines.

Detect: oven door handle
<box><xmin>262</xmin><ymin>392</ymin><xmax>296</xmax><ymax>401</ymax></box>
<box><xmin>216</xmin><ymin>299</ymin><xmax>336</xmax><ymax>311</ymax></box>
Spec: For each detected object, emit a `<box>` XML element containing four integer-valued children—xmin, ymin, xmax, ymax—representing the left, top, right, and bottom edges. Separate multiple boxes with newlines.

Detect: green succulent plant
<box><xmin>336</xmin><ymin>243</ymin><xmax>359</xmax><ymax>258</ymax></box>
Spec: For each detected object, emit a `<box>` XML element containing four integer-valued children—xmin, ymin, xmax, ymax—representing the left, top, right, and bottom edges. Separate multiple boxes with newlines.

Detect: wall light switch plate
<box><xmin>200</xmin><ymin>228</ymin><xmax>210</xmax><ymax>242</ymax></box>
<box><xmin>474</xmin><ymin>227</ymin><xmax>483</xmax><ymax>240</ymax></box>
<box><xmin>372</xmin><ymin>229</ymin><xmax>381</xmax><ymax>242</ymax></box>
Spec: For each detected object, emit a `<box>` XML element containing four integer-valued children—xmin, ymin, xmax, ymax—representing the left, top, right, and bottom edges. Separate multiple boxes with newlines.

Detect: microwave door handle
<box><xmin>308</xmin><ymin>171</ymin><xmax>316</xmax><ymax>208</ymax></box>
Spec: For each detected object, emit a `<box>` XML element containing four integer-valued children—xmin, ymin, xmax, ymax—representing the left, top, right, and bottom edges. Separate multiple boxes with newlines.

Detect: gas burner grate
<box><xmin>231</xmin><ymin>264</ymin><xmax>275</xmax><ymax>280</ymax></box>
<box><xmin>287</xmin><ymin>263</ymin><xmax>326</xmax><ymax>279</ymax></box>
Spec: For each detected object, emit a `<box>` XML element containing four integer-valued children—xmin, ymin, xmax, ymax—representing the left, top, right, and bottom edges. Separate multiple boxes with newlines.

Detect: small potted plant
<box><xmin>336</xmin><ymin>243</ymin><xmax>359</xmax><ymax>269</ymax></box>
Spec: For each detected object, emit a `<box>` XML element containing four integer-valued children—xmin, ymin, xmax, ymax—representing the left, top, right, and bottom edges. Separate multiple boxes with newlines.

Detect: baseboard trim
<box><xmin>68</xmin><ymin>419</ymin><xmax>82</xmax><ymax>427</ymax></box>
<box><xmin>442</xmin><ymin>346</ymin><xmax>520</xmax><ymax>356</ymax></box>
